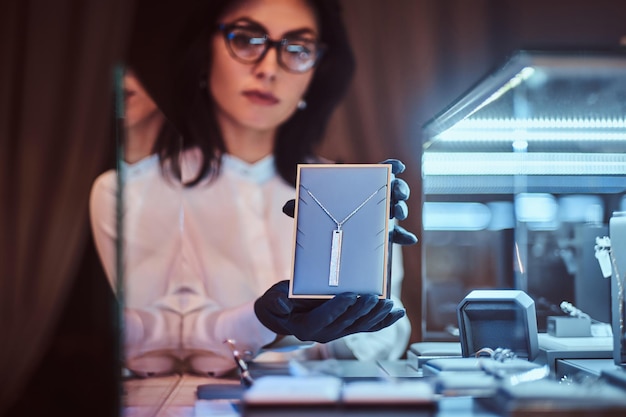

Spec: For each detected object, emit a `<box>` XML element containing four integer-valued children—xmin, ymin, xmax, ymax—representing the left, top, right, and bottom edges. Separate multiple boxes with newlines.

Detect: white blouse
<box><xmin>89</xmin><ymin>149</ymin><xmax>410</xmax><ymax>376</ymax></box>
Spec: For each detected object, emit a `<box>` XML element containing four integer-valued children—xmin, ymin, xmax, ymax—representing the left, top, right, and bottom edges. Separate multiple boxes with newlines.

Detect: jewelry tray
<box><xmin>289</xmin><ymin>164</ymin><xmax>392</xmax><ymax>299</ymax></box>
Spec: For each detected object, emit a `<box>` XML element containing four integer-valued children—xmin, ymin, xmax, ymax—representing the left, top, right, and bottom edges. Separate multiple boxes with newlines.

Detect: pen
<box><xmin>224</xmin><ymin>339</ymin><xmax>254</xmax><ymax>387</ymax></box>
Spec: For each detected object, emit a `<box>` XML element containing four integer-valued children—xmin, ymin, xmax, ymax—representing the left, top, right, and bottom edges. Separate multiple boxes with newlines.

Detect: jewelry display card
<box><xmin>289</xmin><ymin>164</ymin><xmax>392</xmax><ymax>299</ymax></box>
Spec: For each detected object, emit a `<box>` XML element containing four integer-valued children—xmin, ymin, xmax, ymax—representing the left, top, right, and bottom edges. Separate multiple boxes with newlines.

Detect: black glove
<box><xmin>381</xmin><ymin>158</ymin><xmax>418</xmax><ymax>245</ymax></box>
<box><xmin>282</xmin><ymin>158</ymin><xmax>417</xmax><ymax>245</ymax></box>
<box><xmin>254</xmin><ymin>281</ymin><xmax>405</xmax><ymax>343</ymax></box>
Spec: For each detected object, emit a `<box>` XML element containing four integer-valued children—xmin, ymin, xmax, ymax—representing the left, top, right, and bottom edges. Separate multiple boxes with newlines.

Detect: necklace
<box><xmin>301</xmin><ymin>184</ymin><xmax>387</xmax><ymax>287</ymax></box>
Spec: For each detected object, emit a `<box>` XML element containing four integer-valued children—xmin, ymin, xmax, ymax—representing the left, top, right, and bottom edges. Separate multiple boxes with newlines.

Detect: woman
<box><xmin>90</xmin><ymin>0</ymin><xmax>416</xmax><ymax>377</ymax></box>
<box><xmin>122</xmin><ymin>69</ymin><xmax>168</xmax><ymax>164</ymax></box>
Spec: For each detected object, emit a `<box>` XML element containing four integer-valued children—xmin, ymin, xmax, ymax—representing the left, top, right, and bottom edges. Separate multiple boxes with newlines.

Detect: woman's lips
<box><xmin>242</xmin><ymin>90</ymin><xmax>279</xmax><ymax>105</ymax></box>
<box><xmin>124</xmin><ymin>89</ymin><xmax>136</xmax><ymax>100</ymax></box>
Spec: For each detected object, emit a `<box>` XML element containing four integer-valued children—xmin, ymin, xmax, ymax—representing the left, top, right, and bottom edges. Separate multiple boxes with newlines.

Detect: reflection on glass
<box><xmin>115</xmin><ymin>68</ymin><xmax>184</xmax><ymax>378</ymax></box>
<box><xmin>421</xmin><ymin>50</ymin><xmax>626</xmax><ymax>340</ymax></box>
<box><xmin>89</xmin><ymin>67</ymin><xmax>184</xmax><ymax>415</ymax></box>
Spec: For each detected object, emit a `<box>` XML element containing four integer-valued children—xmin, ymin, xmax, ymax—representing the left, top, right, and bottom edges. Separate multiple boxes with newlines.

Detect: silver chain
<box><xmin>301</xmin><ymin>184</ymin><xmax>386</xmax><ymax>230</ymax></box>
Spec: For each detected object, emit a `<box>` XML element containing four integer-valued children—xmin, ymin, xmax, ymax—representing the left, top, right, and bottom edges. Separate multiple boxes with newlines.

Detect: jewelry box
<box><xmin>289</xmin><ymin>164</ymin><xmax>392</xmax><ymax>299</ymax></box>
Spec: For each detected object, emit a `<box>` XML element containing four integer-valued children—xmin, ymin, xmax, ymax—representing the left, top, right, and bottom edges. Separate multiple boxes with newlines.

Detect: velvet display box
<box><xmin>289</xmin><ymin>164</ymin><xmax>392</xmax><ymax>299</ymax></box>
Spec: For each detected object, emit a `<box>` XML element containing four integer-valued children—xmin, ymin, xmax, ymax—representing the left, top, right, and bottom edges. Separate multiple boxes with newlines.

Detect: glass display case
<box><xmin>421</xmin><ymin>49</ymin><xmax>626</xmax><ymax>340</ymax></box>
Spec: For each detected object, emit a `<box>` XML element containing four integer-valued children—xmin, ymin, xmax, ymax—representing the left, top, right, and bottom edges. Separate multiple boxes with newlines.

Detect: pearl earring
<box><xmin>297</xmin><ymin>99</ymin><xmax>307</xmax><ymax>110</ymax></box>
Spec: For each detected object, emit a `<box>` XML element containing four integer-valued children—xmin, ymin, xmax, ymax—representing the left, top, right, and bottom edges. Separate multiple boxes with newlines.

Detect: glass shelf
<box><xmin>420</xmin><ymin>49</ymin><xmax>626</xmax><ymax>341</ymax></box>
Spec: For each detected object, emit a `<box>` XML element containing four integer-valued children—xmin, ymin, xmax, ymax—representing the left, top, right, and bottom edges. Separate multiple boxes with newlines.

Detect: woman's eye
<box><xmin>285</xmin><ymin>42</ymin><xmax>315</xmax><ymax>59</ymax></box>
<box><xmin>229</xmin><ymin>31</ymin><xmax>265</xmax><ymax>49</ymax></box>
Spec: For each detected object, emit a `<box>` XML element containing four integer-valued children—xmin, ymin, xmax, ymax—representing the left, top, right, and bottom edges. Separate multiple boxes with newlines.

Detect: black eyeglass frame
<box><xmin>217</xmin><ymin>23</ymin><xmax>326</xmax><ymax>74</ymax></box>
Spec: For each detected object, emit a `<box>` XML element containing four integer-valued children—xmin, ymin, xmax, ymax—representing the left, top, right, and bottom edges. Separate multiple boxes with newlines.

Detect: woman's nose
<box><xmin>253</xmin><ymin>45</ymin><xmax>279</xmax><ymax>80</ymax></box>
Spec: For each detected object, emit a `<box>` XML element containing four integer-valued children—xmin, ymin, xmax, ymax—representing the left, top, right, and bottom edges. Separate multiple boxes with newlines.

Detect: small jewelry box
<box><xmin>289</xmin><ymin>164</ymin><xmax>392</xmax><ymax>299</ymax></box>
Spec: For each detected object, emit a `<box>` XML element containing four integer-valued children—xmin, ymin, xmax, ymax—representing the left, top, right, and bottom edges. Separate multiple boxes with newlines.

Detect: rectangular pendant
<box><xmin>328</xmin><ymin>229</ymin><xmax>343</xmax><ymax>286</ymax></box>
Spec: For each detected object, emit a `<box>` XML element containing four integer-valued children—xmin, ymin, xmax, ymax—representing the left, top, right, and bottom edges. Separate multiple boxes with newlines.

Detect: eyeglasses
<box><xmin>217</xmin><ymin>23</ymin><xmax>325</xmax><ymax>73</ymax></box>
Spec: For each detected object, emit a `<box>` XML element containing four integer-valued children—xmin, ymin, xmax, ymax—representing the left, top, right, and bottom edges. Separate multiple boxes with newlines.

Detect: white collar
<box><xmin>221</xmin><ymin>153</ymin><xmax>276</xmax><ymax>184</ymax></box>
<box><xmin>122</xmin><ymin>153</ymin><xmax>160</xmax><ymax>177</ymax></box>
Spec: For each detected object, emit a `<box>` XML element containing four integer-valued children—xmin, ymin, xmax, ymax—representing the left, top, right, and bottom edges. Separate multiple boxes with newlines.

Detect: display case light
<box><xmin>437</xmin><ymin>127</ymin><xmax>626</xmax><ymax>144</ymax></box>
<box><xmin>449</xmin><ymin>117</ymin><xmax>626</xmax><ymax>131</ymax></box>
<box><xmin>423</xmin><ymin>152</ymin><xmax>626</xmax><ymax>176</ymax></box>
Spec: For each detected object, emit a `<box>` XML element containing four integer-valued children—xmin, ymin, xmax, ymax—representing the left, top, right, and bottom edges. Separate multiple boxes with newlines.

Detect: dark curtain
<box><xmin>323</xmin><ymin>0</ymin><xmax>626</xmax><ymax>345</ymax></box>
<box><xmin>0</xmin><ymin>0</ymin><xmax>134</xmax><ymax>416</ymax></box>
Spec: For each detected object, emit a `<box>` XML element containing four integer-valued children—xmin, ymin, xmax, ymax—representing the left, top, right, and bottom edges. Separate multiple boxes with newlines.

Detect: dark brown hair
<box><xmin>131</xmin><ymin>0</ymin><xmax>355</xmax><ymax>186</ymax></box>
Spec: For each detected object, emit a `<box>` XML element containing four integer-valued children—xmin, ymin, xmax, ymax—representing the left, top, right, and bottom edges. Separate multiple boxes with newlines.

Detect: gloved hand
<box><xmin>254</xmin><ymin>281</ymin><xmax>405</xmax><ymax>343</ymax></box>
<box><xmin>381</xmin><ymin>158</ymin><xmax>418</xmax><ymax>245</ymax></box>
<box><xmin>282</xmin><ymin>158</ymin><xmax>417</xmax><ymax>245</ymax></box>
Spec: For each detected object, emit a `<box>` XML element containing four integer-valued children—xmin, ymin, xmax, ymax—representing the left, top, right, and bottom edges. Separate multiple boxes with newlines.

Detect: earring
<box><xmin>297</xmin><ymin>99</ymin><xmax>307</xmax><ymax>110</ymax></box>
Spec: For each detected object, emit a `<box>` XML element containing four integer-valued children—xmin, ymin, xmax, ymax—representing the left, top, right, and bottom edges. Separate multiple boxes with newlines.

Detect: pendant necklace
<box><xmin>301</xmin><ymin>184</ymin><xmax>387</xmax><ymax>287</ymax></box>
